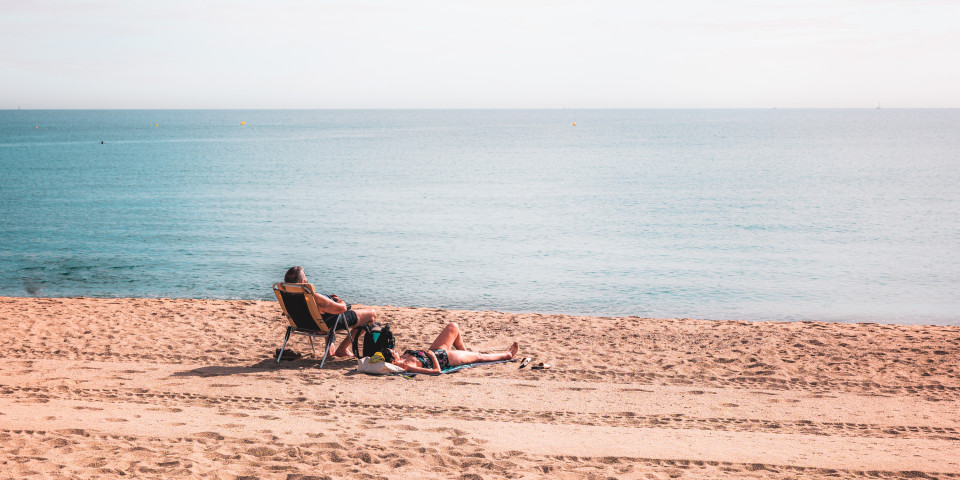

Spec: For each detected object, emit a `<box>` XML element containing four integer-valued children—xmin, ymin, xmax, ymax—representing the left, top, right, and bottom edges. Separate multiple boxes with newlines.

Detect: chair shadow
<box><xmin>171</xmin><ymin>354</ymin><xmax>360</xmax><ymax>378</ymax></box>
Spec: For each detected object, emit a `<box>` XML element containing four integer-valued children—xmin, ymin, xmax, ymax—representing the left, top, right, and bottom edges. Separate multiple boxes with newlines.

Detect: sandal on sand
<box><xmin>275</xmin><ymin>349</ymin><xmax>302</xmax><ymax>361</ymax></box>
<box><xmin>518</xmin><ymin>357</ymin><xmax>532</xmax><ymax>369</ymax></box>
<box><xmin>531</xmin><ymin>362</ymin><xmax>550</xmax><ymax>370</ymax></box>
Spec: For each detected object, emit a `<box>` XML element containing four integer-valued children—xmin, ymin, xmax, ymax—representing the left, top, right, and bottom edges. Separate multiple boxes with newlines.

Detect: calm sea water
<box><xmin>1</xmin><ymin>109</ymin><xmax>958</xmax><ymax>324</ymax></box>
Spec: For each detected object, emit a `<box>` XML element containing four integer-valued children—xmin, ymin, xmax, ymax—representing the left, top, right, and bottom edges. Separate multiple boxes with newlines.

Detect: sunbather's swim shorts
<box><xmin>321</xmin><ymin>310</ymin><xmax>359</xmax><ymax>331</ymax></box>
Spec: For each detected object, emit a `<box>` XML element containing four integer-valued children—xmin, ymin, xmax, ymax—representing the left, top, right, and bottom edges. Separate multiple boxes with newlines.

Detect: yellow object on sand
<box><xmin>370</xmin><ymin>352</ymin><xmax>385</xmax><ymax>364</ymax></box>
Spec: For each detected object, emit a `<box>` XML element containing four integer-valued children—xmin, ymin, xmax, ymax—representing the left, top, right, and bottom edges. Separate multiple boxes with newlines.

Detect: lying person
<box><xmin>382</xmin><ymin>322</ymin><xmax>519</xmax><ymax>375</ymax></box>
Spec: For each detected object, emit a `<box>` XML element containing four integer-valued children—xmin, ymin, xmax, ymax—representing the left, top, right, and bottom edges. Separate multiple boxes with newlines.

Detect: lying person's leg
<box><xmin>446</xmin><ymin>342</ymin><xmax>519</xmax><ymax>367</ymax></box>
<box><xmin>429</xmin><ymin>322</ymin><xmax>467</xmax><ymax>351</ymax></box>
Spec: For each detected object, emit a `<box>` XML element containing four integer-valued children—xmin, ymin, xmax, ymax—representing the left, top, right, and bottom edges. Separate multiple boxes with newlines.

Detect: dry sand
<box><xmin>1</xmin><ymin>296</ymin><xmax>959</xmax><ymax>479</ymax></box>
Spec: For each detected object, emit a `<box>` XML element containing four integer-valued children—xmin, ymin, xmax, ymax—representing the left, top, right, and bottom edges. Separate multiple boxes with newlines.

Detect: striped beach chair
<box><xmin>272</xmin><ymin>282</ymin><xmax>353</xmax><ymax>368</ymax></box>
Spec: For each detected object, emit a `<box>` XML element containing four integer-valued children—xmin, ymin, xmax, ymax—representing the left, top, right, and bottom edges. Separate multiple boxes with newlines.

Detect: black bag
<box><xmin>352</xmin><ymin>323</ymin><xmax>395</xmax><ymax>358</ymax></box>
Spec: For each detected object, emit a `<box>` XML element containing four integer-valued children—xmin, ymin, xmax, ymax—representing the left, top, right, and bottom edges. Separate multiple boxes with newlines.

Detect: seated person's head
<box><xmin>285</xmin><ymin>266</ymin><xmax>307</xmax><ymax>283</ymax></box>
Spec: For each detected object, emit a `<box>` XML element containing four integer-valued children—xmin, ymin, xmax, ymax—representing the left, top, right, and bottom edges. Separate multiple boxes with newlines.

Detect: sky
<box><xmin>1</xmin><ymin>0</ymin><xmax>958</xmax><ymax>109</ymax></box>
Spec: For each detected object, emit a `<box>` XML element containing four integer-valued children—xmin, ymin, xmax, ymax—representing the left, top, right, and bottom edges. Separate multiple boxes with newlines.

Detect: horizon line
<box><xmin>4</xmin><ymin>106</ymin><xmax>959</xmax><ymax>111</ymax></box>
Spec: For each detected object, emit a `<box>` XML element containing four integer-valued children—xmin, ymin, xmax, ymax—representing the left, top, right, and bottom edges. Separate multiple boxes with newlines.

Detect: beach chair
<box><xmin>272</xmin><ymin>282</ymin><xmax>354</xmax><ymax>368</ymax></box>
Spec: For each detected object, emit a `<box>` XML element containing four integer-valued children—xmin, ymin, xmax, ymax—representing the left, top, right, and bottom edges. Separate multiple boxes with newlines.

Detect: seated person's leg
<box><xmin>331</xmin><ymin>309</ymin><xmax>378</xmax><ymax>357</ymax></box>
<box><xmin>354</xmin><ymin>308</ymin><xmax>377</xmax><ymax>326</ymax></box>
<box><xmin>333</xmin><ymin>333</ymin><xmax>353</xmax><ymax>357</ymax></box>
<box><xmin>332</xmin><ymin>310</ymin><xmax>361</xmax><ymax>357</ymax></box>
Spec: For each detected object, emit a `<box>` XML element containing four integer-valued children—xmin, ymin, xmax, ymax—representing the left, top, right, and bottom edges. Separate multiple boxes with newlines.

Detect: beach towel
<box><xmin>356</xmin><ymin>358</ymin><xmax>513</xmax><ymax>377</ymax></box>
<box><xmin>393</xmin><ymin>359</ymin><xmax>514</xmax><ymax>378</ymax></box>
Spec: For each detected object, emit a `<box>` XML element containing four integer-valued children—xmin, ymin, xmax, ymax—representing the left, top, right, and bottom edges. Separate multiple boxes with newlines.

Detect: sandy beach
<box><xmin>1</xmin><ymin>296</ymin><xmax>958</xmax><ymax>479</ymax></box>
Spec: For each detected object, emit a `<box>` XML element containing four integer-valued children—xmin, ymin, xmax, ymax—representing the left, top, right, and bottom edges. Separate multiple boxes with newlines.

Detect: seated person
<box><xmin>382</xmin><ymin>322</ymin><xmax>519</xmax><ymax>374</ymax></box>
<box><xmin>284</xmin><ymin>266</ymin><xmax>377</xmax><ymax>358</ymax></box>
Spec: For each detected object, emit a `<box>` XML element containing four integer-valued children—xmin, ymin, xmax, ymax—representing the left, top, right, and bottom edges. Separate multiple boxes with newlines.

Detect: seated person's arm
<box><xmin>313</xmin><ymin>293</ymin><xmax>347</xmax><ymax>314</ymax></box>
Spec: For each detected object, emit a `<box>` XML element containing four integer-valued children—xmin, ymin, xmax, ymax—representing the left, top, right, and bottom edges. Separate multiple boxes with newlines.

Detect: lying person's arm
<box><xmin>399</xmin><ymin>352</ymin><xmax>441</xmax><ymax>375</ymax></box>
<box><xmin>426</xmin><ymin>350</ymin><xmax>442</xmax><ymax>373</ymax></box>
<box><xmin>399</xmin><ymin>364</ymin><xmax>440</xmax><ymax>375</ymax></box>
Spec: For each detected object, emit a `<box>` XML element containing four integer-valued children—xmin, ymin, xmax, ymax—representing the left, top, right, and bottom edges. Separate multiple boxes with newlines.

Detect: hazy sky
<box><xmin>1</xmin><ymin>0</ymin><xmax>958</xmax><ymax>109</ymax></box>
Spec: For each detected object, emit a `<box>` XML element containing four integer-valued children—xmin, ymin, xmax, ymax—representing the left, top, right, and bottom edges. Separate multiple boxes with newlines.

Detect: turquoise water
<box><xmin>1</xmin><ymin>109</ymin><xmax>958</xmax><ymax>324</ymax></box>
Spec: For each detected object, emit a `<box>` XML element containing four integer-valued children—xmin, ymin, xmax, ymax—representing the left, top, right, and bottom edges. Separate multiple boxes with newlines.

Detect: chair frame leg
<box><xmin>320</xmin><ymin>314</ymin><xmax>340</xmax><ymax>368</ymax></box>
<box><xmin>278</xmin><ymin>326</ymin><xmax>293</xmax><ymax>363</ymax></box>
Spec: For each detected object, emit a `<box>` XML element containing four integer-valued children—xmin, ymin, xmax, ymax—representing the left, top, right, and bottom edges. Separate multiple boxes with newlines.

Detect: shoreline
<box><xmin>3</xmin><ymin>294</ymin><xmax>957</xmax><ymax>327</ymax></box>
<box><xmin>2</xmin><ymin>295</ymin><xmax>958</xmax><ymax>478</ymax></box>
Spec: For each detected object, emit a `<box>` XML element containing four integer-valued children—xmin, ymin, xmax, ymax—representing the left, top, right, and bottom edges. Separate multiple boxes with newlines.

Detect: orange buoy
<box><xmin>240</xmin><ymin>121</ymin><xmax>246</xmax><ymax>125</ymax></box>
<box><xmin>572</xmin><ymin>122</ymin><xmax>576</xmax><ymax>126</ymax></box>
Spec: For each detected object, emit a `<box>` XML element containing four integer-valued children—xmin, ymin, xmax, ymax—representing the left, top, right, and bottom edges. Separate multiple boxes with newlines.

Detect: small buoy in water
<box><xmin>35</xmin><ymin>125</ymin><xmax>39</xmax><ymax>129</ymax></box>
<box><xmin>572</xmin><ymin>122</ymin><xmax>576</xmax><ymax>126</ymax></box>
<box><xmin>100</xmin><ymin>141</ymin><xmax>104</xmax><ymax>144</ymax></box>
<box><xmin>240</xmin><ymin>121</ymin><xmax>246</xmax><ymax>125</ymax></box>
<box><xmin>155</xmin><ymin>123</ymin><xmax>159</xmax><ymax>127</ymax></box>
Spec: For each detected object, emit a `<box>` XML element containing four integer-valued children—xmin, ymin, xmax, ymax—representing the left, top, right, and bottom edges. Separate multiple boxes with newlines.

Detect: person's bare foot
<box><xmin>328</xmin><ymin>344</ymin><xmax>354</xmax><ymax>358</ymax></box>
<box><xmin>508</xmin><ymin>342</ymin><xmax>519</xmax><ymax>359</ymax></box>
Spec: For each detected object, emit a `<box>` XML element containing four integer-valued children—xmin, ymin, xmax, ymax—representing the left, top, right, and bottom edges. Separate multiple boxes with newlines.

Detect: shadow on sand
<box><xmin>171</xmin><ymin>353</ymin><xmax>360</xmax><ymax>378</ymax></box>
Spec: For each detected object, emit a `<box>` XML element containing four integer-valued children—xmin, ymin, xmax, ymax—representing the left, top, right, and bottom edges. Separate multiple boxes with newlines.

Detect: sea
<box><xmin>1</xmin><ymin>109</ymin><xmax>958</xmax><ymax>325</ymax></box>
